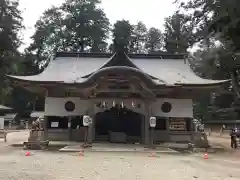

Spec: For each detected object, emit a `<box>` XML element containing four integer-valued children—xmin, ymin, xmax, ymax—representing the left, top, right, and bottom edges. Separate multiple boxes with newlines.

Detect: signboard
<box><xmin>149</xmin><ymin>116</ymin><xmax>156</xmax><ymax>128</ymax></box>
<box><xmin>83</xmin><ymin>115</ymin><xmax>92</xmax><ymax>126</ymax></box>
<box><xmin>51</xmin><ymin>122</ymin><xmax>59</xmax><ymax>128</ymax></box>
<box><xmin>169</xmin><ymin>119</ymin><xmax>187</xmax><ymax>131</ymax></box>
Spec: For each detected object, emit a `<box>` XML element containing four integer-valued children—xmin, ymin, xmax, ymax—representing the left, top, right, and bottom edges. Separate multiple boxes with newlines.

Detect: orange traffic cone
<box><xmin>148</xmin><ymin>152</ymin><xmax>157</xmax><ymax>157</ymax></box>
<box><xmin>25</xmin><ymin>151</ymin><xmax>31</xmax><ymax>156</ymax></box>
<box><xmin>79</xmin><ymin>149</ymin><xmax>84</xmax><ymax>156</ymax></box>
<box><xmin>203</xmin><ymin>152</ymin><xmax>208</xmax><ymax>159</ymax></box>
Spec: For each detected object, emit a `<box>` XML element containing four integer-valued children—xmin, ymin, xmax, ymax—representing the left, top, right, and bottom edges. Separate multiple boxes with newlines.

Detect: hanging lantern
<box><xmin>132</xmin><ymin>100</ymin><xmax>136</xmax><ymax>108</ymax></box>
<box><xmin>121</xmin><ymin>101</ymin><xmax>124</xmax><ymax>108</ymax></box>
<box><xmin>83</xmin><ymin>115</ymin><xmax>92</xmax><ymax>126</ymax></box>
<box><xmin>103</xmin><ymin>101</ymin><xmax>106</xmax><ymax>109</ymax></box>
<box><xmin>149</xmin><ymin>116</ymin><xmax>156</xmax><ymax>128</ymax></box>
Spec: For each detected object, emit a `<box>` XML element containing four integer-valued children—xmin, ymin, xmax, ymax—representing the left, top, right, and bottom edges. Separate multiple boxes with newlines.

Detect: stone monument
<box><xmin>24</xmin><ymin>117</ymin><xmax>49</xmax><ymax>150</ymax></box>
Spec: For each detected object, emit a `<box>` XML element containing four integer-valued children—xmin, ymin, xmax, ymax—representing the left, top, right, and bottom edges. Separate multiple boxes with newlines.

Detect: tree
<box><xmin>0</xmin><ymin>0</ymin><xmax>41</xmax><ymax>113</ymax></box>
<box><xmin>21</xmin><ymin>51</ymin><xmax>42</xmax><ymax>75</ymax></box>
<box><xmin>0</xmin><ymin>0</ymin><xmax>23</xmax><ymax>103</ymax></box>
<box><xmin>130</xmin><ymin>21</ymin><xmax>147</xmax><ymax>53</ymax></box>
<box><xmin>28</xmin><ymin>0</ymin><xmax>110</xmax><ymax>64</ymax></box>
<box><xmin>164</xmin><ymin>12</ymin><xmax>195</xmax><ymax>53</ymax></box>
<box><xmin>28</xmin><ymin>6</ymin><xmax>64</xmax><ymax>63</ymax></box>
<box><xmin>177</xmin><ymin>0</ymin><xmax>240</xmax><ymax>48</ymax></box>
<box><xmin>193</xmin><ymin>92</ymin><xmax>211</xmax><ymax>121</ymax></box>
<box><xmin>145</xmin><ymin>27</ymin><xmax>163</xmax><ymax>53</ymax></box>
<box><xmin>111</xmin><ymin>20</ymin><xmax>134</xmax><ymax>53</ymax></box>
<box><xmin>62</xmin><ymin>0</ymin><xmax>110</xmax><ymax>52</ymax></box>
<box><xmin>0</xmin><ymin>0</ymin><xmax>23</xmax><ymax>53</ymax></box>
<box><xmin>177</xmin><ymin>0</ymin><xmax>240</xmax><ymax>98</ymax></box>
<box><xmin>192</xmin><ymin>45</ymin><xmax>231</xmax><ymax>80</ymax></box>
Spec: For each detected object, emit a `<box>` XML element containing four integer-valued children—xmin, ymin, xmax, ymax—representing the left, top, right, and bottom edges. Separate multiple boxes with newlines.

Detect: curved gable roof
<box><xmin>7</xmin><ymin>52</ymin><xmax>164</xmax><ymax>85</ymax></box>
<box><xmin>82</xmin><ymin>52</ymin><xmax>158</xmax><ymax>80</ymax></box>
<box><xmin>7</xmin><ymin>52</ymin><xmax>229</xmax><ymax>86</ymax></box>
<box><xmin>75</xmin><ymin>66</ymin><xmax>163</xmax><ymax>88</ymax></box>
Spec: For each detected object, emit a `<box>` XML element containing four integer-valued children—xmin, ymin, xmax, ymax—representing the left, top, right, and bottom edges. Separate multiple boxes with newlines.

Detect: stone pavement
<box><xmin>208</xmin><ymin>135</ymin><xmax>232</xmax><ymax>151</ymax></box>
<box><xmin>0</xmin><ymin>130</ymin><xmax>228</xmax><ymax>153</ymax></box>
<box><xmin>59</xmin><ymin>143</ymin><xmax>179</xmax><ymax>154</ymax></box>
<box><xmin>0</xmin><ymin>130</ymin><xmax>29</xmax><ymax>144</ymax></box>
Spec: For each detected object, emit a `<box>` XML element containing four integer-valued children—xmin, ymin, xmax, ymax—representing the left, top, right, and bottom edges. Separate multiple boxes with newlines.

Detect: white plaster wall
<box><xmin>45</xmin><ymin>97</ymin><xmax>146</xmax><ymax>116</ymax></box>
<box><xmin>45</xmin><ymin>97</ymin><xmax>92</xmax><ymax>116</ymax></box>
<box><xmin>151</xmin><ymin>98</ymin><xmax>193</xmax><ymax>118</ymax></box>
<box><xmin>0</xmin><ymin>117</ymin><xmax>4</xmax><ymax>130</ymax></box>
<box><xmin>45</xmin><ymin>97</ymin><xmax>193</xmax><ymax>117</ymax></box>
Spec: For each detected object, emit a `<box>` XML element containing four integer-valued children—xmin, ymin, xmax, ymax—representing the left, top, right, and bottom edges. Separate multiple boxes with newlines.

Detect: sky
<box><xmin>19</xmin><ymin>0</ymin><xmax>179</xmax><ymax>50</ymax></box>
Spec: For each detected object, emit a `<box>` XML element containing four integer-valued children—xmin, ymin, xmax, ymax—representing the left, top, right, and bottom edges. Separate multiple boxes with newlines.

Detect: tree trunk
<box><xmin>230</xmin><ymin>70</ymin><xmax>240</xmax><ymax>98</ymax></box>
<box><xmin>80</xmin><ymin>38</ymin><xmax>84</xmax><ymax>52</ymax></box>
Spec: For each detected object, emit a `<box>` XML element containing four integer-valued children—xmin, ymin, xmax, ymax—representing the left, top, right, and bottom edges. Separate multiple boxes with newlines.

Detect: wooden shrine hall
<box><xmin>7</xmin><ymin>51</ymin><xmax>228</xmax><ymax>145</ymax></box>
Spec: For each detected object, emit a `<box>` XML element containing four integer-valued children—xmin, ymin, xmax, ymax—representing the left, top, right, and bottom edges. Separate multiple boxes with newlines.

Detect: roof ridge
<box><xmin>82</xmin><ymin>52</ymin><xmax>145</xmax><ymax>78</ymax></box>
<box><xmin>55</xmin><ymin>52</ymin><xmax>187</xmax><ymax>59</ymax></box>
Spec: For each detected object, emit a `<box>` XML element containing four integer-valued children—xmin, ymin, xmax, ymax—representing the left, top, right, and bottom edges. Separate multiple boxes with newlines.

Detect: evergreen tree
<box><xmin>0</xmin><ymin>0</ymin><xmax>23</xmax><ymax>103</ymax></box>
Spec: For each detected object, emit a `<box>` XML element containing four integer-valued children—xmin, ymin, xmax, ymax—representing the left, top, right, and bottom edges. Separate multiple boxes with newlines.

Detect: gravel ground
<box><xmin>0</xmin><ymin>131</ymin><xmax>240</xmax><ymax>180</ymax></box>
<box><xmin>0</xmin><ymin>143</ymin><xmax>240</xmax><ymax>180</ymax></box>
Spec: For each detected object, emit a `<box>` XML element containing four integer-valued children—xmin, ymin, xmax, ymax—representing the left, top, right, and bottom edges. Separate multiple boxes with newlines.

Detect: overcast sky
<box><xmin>19</xmin><ymin>0</ymin><xmax>179</xmax><ymax>49</ymax></box>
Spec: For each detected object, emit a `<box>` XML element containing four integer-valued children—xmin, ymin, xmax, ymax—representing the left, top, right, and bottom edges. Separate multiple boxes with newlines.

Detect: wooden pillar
<box><xmin>92</xmin><ymin>115</ymin><xmax>95</xmax><ymax>142</ymax></box>
<box><xmin>39</xmin><ymin>119</ymin><xmax>45</xmax><ymax>141</ymax></box>
<box><xmin>26</xmin><ymin>121</ymin><xmax>29</xmax><ymax>129</ymax></box>
<box><xmin>68</xmin><ymin>116</ymin><xmax>72</xmax><ymax>141</ymax></box>
<box><xmin>166</xmin><ymin>117</ymin><xmax>170</xmax><ymax>142</ymax></box>
<box><xmin>43</xmin><ymin>116</ymin><xmax>48</xmax><ymax>140</ymax></box>
<box><xmin>8</xmin><ymin>121</ymin><xmax>12</xmax><ymax>129</ymax></box>
<box><xmin>87</xmin><ymin>101</ymin><xmax>94</xmax><ymax>145</ymax></box>
<box><xmin>190</xmin><ymin>119</ymin><xmax>194</xmax><ymax>132</ymax></box>
<box><xmin>87</xmin><ymin>121</ymin><xmax>93</xmax><ymax>144</ymax></box>
<box><xmin>144</xmin><ymin>114</ymin><xmax>149</xmax><ymax>146</ymax></box>
<box><xmin>20</xmin><ymin>120</ymin><xmax>25</xmax><ymax>129</ymax></box>
<box><xmin>189</xmin><ymin>119</ymin><xmax>195</xmax><ymax>143</ymax></box>
<box><xmin>144</xmin><ymin>100</ymin><xmax>156</xmax><ymax>147</ymax></box>
<box><xmin>144</xmin><ymin>100</ymin><xmax>152</xmax><ymax>147</ymax></box>
<box><xmin>141</xmin><ymin>115</ymin><xmax>145</xmax><ymax>144</ymax></box>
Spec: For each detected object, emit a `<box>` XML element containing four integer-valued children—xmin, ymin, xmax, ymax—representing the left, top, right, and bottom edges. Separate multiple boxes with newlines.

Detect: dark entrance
<box><xmin>95</xmin><ymin>106</ymin><xmax>142</xmax><ymax>143</ymax></box>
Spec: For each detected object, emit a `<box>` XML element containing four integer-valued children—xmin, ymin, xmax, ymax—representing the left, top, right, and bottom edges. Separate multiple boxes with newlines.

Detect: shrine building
<box><xmin>7</xmin><ymin>51</ymin><xmax>228</xmax><ymax>145</ymax></box>
<box><xmin>0</xmin><ymin>105</ymin><xmax>12</xmax><ymax>129</ymax></box>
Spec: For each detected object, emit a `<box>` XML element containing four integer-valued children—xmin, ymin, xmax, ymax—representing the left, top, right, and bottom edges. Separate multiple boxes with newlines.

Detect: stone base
<box><xmin>81</xmin><ymin>143</ymin><xmax>92</xmax><ymax>148</ymax></box>
<box><xmin>0</xmin><ymin>131</ymin><xmax>7</xmax><ymax>138</ymax></box>
<box><xmin>25</xmin><ymin>129</ymin><xmax>47</xmax><ymax>150</ymax></box>
<box><xmin>23</xmin><ymin>140</ymin><xmax>49</xmax><ymax>150</ymax></box>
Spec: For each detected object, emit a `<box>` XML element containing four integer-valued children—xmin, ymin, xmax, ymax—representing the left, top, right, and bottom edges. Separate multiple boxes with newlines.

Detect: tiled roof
<box><xmin>30</xmin><ymin>111</ymin><xmax>44</xmax><ymax>118</ymax></box>
<box><xmin>4</xmin><ymin>113</ymin><xmax>16</xmax><ymax>121</ymax></box>
<box><xmin>0</xmin><ymin>105</ymin><xmax>12</xmax><ymax>110</ymax></box>
<box><xmin>7</xmin><ymin>56</ymin><xmax>108</xmax><ymax>83</ymax></box>
<box><xmin>7</xmin><ymin>53</ymin><xmax>229</xmax><ymax>86</ymax></box>
<box><xmin>132</xmin><ymin>58</ymin><xmax>229</xmax><ymax>85</ymax></box>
